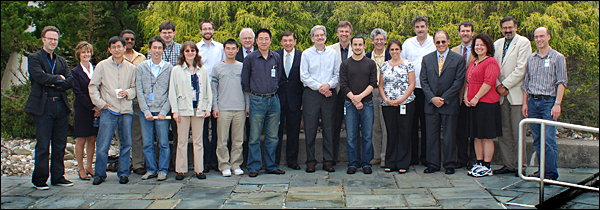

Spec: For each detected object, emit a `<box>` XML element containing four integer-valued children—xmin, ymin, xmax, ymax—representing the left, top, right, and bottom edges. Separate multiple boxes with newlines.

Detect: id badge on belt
<box><xmin>400</xmin><ymin>104</ymin><xmax>406</xmax><ymax>115</ymax></box>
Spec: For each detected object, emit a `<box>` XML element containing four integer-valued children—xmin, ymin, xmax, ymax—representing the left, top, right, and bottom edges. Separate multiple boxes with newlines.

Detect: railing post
<box><xmin>539</xmin><ymin>122</ymin><xmax>546</xmax><ymax>208</ymax></box>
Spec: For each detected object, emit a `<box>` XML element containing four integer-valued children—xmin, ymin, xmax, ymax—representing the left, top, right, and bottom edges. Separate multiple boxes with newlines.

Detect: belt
<box><xmin>47</xmin><ymin>96</ymin><xmax>62</xmax><ymax>101</ymax></box>
<box><xmin>305</xmin><ymin>87</ymin><xmax>335</xmax><ymax>92</ymax></box>
<box><xmin>530</xmin><ymin>94</ymin><xmax>552</xmax><ymax>100</ymax></box>
<box><xmin>251</xmin><ymin>92</ymin><xmax>276</xmax><ymax>98</ymax></box>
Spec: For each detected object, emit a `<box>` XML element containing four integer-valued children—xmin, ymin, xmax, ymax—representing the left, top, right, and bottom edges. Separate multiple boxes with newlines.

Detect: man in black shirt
<box><xmin>339</xmin><ymin>35</ymin><xmax>378</xmax><ymax>174</ymax></box>
<box><xmin>25</xmin><ymin>26</ymin><xmax>75</xmax><ymax>190</ymax></box>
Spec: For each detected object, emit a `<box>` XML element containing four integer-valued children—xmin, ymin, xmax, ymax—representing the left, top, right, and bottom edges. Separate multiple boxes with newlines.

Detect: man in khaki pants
<box><xmin>493</xmin><ymin>16</ymin><xmax>532</xmax><ymax>177</ymax></box>
<box><xmin>211</xmin><ymin>39</ymin><xmax>249</xmax><ymax>177</ymax></box>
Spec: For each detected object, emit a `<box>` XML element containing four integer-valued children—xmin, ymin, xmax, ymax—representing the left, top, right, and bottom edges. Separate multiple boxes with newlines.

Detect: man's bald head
<box><xmin>535</xmin><ymin>27</ymin><xmax>550</xmax><ymax>36</ymax></box>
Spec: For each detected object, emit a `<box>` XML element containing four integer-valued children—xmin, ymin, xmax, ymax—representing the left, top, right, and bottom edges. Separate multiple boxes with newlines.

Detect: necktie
<box><xmin>502</xmin><ymin>40</ymin><xmax>509</xmax><ymax>62</ymax></box>
<box><xmin>246</xmin><ymin>50</ymin><xmax>251</xmax><ymax>57</ymax></box>
<box><xmin>285</xmin><ymin>53</ymin><xmax>291</xmax><ymax>77</ymax></box>
<box><xmin>438</xmin><ymin>54</ymin><xmax>444</xmax><ymax>76</ymax></box>
<box><xmin>462</xmin><ymin>46</ymin><xmax>468</xmax><ymax>63</ymax></box>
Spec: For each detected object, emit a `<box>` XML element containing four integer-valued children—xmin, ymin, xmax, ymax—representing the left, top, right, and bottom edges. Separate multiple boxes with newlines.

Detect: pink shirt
<box><xmin>466</xmin><ymin>57</ymin><xmax>500</xmax><ymax>103</ymax></box>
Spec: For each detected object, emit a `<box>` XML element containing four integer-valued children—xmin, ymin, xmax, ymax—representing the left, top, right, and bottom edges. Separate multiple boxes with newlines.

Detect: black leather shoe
<box><xmin>92</xmin><ymin>176</ymin><xmax>103</xmax><ymax>185</ymax></box>
<box><xmin>346</xmin><ymin>167</ymin><xmax>356</xmax><ymax>174</ymax></box>
<box><xmin>306</xmin><ymin>165</ymin><xmax>316</xmax><ymax>173</ymax></box>
<box><xmin>176</xmin><ymin>173</ymin><xmax>185</xmax><ymax>180</ymax></box>
<box><xmin>267</xmin><ymin>169</ymin><xmax>286</xmax><ymax>174</ymax></box>
<box><xmin>248</xmin><ymin>171</ymin><xmax>259</xmax><ymax>177</ymax></box>
<box><xmin>196</xmin><ymin>173</ymin><xmax>207</xmax><ymax>179</ymax></box>
<box><xmin>203</xmin><ymin>166</ymin><xmax>210</xmax><ymax>173</ymax></box>
<box><xmin>363</xmin><ymin>166</ymin><xmax>372</xmax><ymax>174</ymax></box>
<box><xmin>493</xmin><ymin>166</ymin><xmax>516</xmax><ymax>175</ymax></box>
<box><xmin>119</xmin><ymin>176</ymin><xmax>129</xmax><ymax>184</ymax></box>
<box><xmin>323</xmin><ymin>164</ymin><xmax>335</xmax><ymax>172</ymax></box>
<box><xmin>445</xmin><ymin>168</ymin><xmax>455</xmax><ymax>174</ymax></box>
<box><xmin>423</xmin><ymin>167</ymin><xmax>438</xmax><ymax>174</ymax></box>
<box><xmin>288</xmin><ymin>164</ymin><xmax>301</xmax><ymax>170</ymax></box>
<box><xmin>133</xmin><ymin>168</ymin><xmax>147</xmax><ymax>175</ymax></box>
<box><xmin>211</xmin><ymin>165</ymin><xmax>220</xmax><ymax>172</ymax></box>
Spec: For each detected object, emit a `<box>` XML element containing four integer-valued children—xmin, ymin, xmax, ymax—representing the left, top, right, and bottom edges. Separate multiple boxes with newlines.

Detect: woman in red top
<box><xmin>464</xmin><ymin>33</ymin><xmax>502</xmax><ymax>177</ymax></box>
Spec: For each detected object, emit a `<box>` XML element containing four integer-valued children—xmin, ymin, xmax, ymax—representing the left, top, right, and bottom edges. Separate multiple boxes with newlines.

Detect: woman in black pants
<box><xmin>378</xmin><ymin>39</ymin><xmax>416</xmax><ymax>173</ymax></box>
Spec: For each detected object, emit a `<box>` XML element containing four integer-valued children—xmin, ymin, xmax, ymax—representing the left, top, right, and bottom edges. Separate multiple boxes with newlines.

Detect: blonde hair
<box><xmin>75</xmin><ymin>41</ymin><xmax>94</xmax><ymax>61</ymax></box>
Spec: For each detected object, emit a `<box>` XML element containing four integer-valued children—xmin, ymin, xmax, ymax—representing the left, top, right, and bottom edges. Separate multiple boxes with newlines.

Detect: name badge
<box><xmin>192</xmin><ymin>90</ymin><xmax>197</xmax><ymax>101</ymax></box>
<box><xmin>343</xmin><ymin>107</ymin><xmax>347</xmax><ymax>116</ymax></box>
<box><xmin>400</xmin><ymin>105</ymin><xmax>406</xmax><ymax>115</ymax></box>
<box><xmin>271</xmin><ymin>65</ymin><xmax>276</xmax><ymax>78</ymax></box>
<box><xmin>544</xmin><ymin>59</ymin><xmax>550</xmax><ymax>67</ymax></box>
<box><xmin>148</xmin><ymin>93</ymin><xmax>154</xmax><ymax>101</ymax></box>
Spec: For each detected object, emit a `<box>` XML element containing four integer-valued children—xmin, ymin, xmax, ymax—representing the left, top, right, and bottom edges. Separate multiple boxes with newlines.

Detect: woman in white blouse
<box><xmin>378</xmin><ymin>39</ymin><xmax>416</xmax><ymax>174</ymax></box>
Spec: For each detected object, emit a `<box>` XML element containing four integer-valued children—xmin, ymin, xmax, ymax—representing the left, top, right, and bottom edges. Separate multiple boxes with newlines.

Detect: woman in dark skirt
<box><xmin>379</xmin><ymin>39</ymin><xmax>416</xmax><ymax>174</ymax></box>
<box><xmin>464</xmin><ymin>33</ymin><xmax>502</xmax><ymax>177</ymax></box>
<box><xmin>71</xmin><ymin>41</ymin><xmax>100</xmax><ymax>180</ymax></box>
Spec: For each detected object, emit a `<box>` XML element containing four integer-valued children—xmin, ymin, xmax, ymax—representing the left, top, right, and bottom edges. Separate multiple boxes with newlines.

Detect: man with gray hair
<box><xmin>236</xmin><ymin>28</ymin><xmax>255</xmax><ymax>62</ymax></box>
<box><xmin>300</xmin><ymin>25</ymin><xmax>340</xmax><ymax>173</ymax></box>
<box><xmin>365</xmin><ymin>28</ymin><xmax>391</xmax><ymax>167</ymax></box>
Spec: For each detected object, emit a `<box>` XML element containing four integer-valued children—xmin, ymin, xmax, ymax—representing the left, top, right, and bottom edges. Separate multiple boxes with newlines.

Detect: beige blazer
<box><xmin>451</xmin><ymin>44</ymin><xmax>476</xmax><ymax>104</ymax></box>
<box><xmin>327</xmin><ymin>42</ymin><xmax>364</xmax><ymax>92</ymax></box>
<box><xmin>493</xmin><ymin>34</ymin><xmax>532</xmax><ymax>105</ymax></box>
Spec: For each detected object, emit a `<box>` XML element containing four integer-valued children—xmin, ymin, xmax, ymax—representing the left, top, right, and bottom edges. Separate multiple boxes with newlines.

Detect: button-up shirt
<box><xmin>460</xmin><ymin>43</ymin><xmax>472</xmax><ymax>63</ymax></box>
<box><xmin>148</xmin><ymin>41</ymin><xmax>182</xmax><ymax>67</ymax></box>
<box><xmin>241</xmin><ymin>50</ymin><xmax>282</xmax><ymax>94</ymax></box>
<box><xmin>197</xmin><ymin>39</ymin><xmax>225</xmax><ymax>76</ymax></box>
<box><xmin>150</xmin><ymin>60</ymin><xmax>165</xmax><ymax>78</ymax></box>
<box><xmin>243</xmin><ymin>46</ymin><xmax>254</xmax><ymax>58</ymax></box>
<box><xmin>521</xmin><ymin>48</ymin><xmax>568</xmax><ymax>97</ymax></box>
<box><xmin>300</xmin><ymin>46</ymin><xmax>340</xmax><ymax>91</ymax></box>
<box><xmin>400</xmin><ymin>35</ymin><xmax>436</xmax><ymax>88</ymax></box>
<box><xmin>436</xmin><ymin>49</ymin><xmax>450</xmax><ymax>64</ymax></box>
<box><xmin>284</xmin><ymin>48</ymin><xmax>295</xmax><ymax>76</ymax></box>
<box><xmin>125</xmin><ymin>49</ymin><xmax>146</xmax><ymax>67</ymax></box>
<box><xmin>340</xmin><ymin>44</ymin><xmax>349</xmax><ymax>62</ymax></box>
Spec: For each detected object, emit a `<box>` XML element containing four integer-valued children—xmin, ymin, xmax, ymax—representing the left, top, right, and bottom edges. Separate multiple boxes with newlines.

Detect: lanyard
<box><xmin>47</xmin><ymin>57</ymin><xmax>56</xmax><ymax>74</ymax></box>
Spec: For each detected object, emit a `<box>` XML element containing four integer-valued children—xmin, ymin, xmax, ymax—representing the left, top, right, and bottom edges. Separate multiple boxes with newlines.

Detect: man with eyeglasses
<box><xmin>120</xmin><ymin>29</ymin><xmax>148</xmax><ymax>176</ymax></box>
<box><xmin>89</xmin><ymin>36</ymin><xmax>137</xmax><ymax>185</ymax></box>
<box><xmin>400</xmin><ymin>15</ymin><xmax>437</xmax><ymax>167</ymax></box>
<box><xmin>25</xmin><ymin>26</ymin><xmax>75</xmax><ymax>190</ymax></box>
<box><xmin>196</xmin><ymin>19</ymin><xmax>226</xmax><ymax>173</ymax></box>
<box><xmin>301</xmin><ymin>25</ymin><xmax>340</xmax><ymax>173</ymax></box>
<box><xmin>420</xmin><ymin>30</ymin><xmax>466</xmax><ymax>175</ymax></box>
<box><xmin>149</xmin><ymin>21</ymin><xmax>182</xmax><ymax>67</ymax></box>
<box><xmin>365</xmin><ymin>28</ymin><xmax>391</xmax><ymax>168</ymax></box>
<box><xmin>235</xmin><ymin>28</ymin><xmax>255</xmax><ymax>170</ymax></box>
<box><xmin>241</xmin><ymin>29</ymin><xmax>285</xmax><ymax>177</ymax></box>
<box><xmin>492</xmin><ymin>16</ymin><xmax>532</xmax><ymax>177</ymax></box>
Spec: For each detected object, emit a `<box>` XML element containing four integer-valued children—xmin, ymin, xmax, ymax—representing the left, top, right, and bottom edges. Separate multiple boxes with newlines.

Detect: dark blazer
<box><xmin>419</xmin><ymin>50</ymin><xmax>466</xmax><ymax>115</ymax></box>
<box><xmin>276</xmin><ymin>48</ymin><xmax>304</xmax><ymax>111</ymax></box>
<box><xmin>365</xmin><ymin>49</ymin><xmax>392</xmax><ymax>62</ymax></box>
<box><xmin>71</xmin><ymin>63</ymin><xmax>96</xmax><ymax>110</ymax></box>
<box><xmin>24</xmin><ymin>49</ymin><xmax>74</xmax><ymax>116</ymax></box>
<box><xmin>235</xmin><ymin>46</ymin><xmax>255</xmax><ymax>63</ymax></box>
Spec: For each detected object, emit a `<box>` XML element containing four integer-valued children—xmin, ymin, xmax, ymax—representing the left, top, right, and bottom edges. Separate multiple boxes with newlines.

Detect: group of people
<box><xmin>26</xmin><ymin>15</ymin><xmax>567</xmax><ymax>190</ymax></box>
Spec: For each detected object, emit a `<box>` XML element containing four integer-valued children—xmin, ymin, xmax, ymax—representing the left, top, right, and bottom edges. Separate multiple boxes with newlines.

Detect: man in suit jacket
<box><xmin>275</xmin><ymin>31</ymin><xmax>304</xmax><ymax>170</ymax></box>
<box><xmin>492</xmin><ymin>16</ymin><xmax>532</xmax><ymax>176</ymax></box>
<box><xmin>25</xmin><ymin>26</ymin><xmax>75</xmax><ymax>189</ymax></box>
<box><xmin>420</xmin><ymin>30</ymin><xmax>466</xmax><ymax>175</ymax></box>
<box><xmin>236</xmin><ymin>28</ymin><xmax>256</xmax><ymax>63</ymax></box>
<box><xmin>450</xmin><ymin>21</ymin><xmax>477</xmax><ymax>169</ymax></box>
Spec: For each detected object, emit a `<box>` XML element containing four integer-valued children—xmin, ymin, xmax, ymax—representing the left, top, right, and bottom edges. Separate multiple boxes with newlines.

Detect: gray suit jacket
<box><xmin>420</xmin><ymin>50</ymin><xmax>466</xmax><ymax>115</ymax></box>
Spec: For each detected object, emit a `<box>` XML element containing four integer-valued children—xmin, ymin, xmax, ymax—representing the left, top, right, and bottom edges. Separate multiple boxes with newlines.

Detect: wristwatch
<box><xmin>555</xmin><ymin>101</ymin><xmax>561</xmax><ymax>105</ymax></box>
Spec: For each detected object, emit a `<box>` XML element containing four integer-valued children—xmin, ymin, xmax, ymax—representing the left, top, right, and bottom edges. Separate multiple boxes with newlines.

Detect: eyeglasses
<box><xmin>257</xmin><ymin>37</ymin><xmax>270</xmax><ymax>42</ymax></box>
<box><xmin>373</xmin><ymin>38</ymin><xmax>386</xmax><ymax>42</ymax></box>
<box><xmin>44</xmin><ymin>37</ymin><xmax>59</xmax><ymax>42</ymax></box>
<box><xmin>501</xmin><ymin>26</ymin><xmax>515</xmax><ymax>30</ymax></box>
<box><xmin>435</xmin><ymin>40</ymin><xmax>447</xmax><ymax>45</ymax></box>
<box><xmin>110</xmin><ymin>45</ymin><xmax>123</xmax><ymax>50</ymax></box>
<box><xmin>124</xmin><ymin>37</ymin><xmax>135</xmax><ymax>41</ymax></box>
<box><xmin>242</xmin><ymin>37</ymin><xmax>253</xmax><ymax>41</ymax></box>
<box><xmin>202</xmin><ymin>27</ymin><xmax>214</xmax><ymax>31</ymax></box>
<box><xmin>184</xmin><ymin>49</ymin><xmax>196</xmax><ymax>53</ymax></box>
<box><xmin>313</xmin><ymin>33</ymin><xmax>326</xmax><ymax>38</ymax></box>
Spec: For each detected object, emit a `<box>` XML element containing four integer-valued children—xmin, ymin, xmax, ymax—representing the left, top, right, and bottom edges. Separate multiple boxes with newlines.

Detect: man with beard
<box><xmin>492</xmin><ymin>16</ymin><xmax>532</xmax><ymax>177</ymax></box>
<box><xmin>196</xmin><ymin>20</ymin><xmax>226</xmax><ymax>173</ymax></box>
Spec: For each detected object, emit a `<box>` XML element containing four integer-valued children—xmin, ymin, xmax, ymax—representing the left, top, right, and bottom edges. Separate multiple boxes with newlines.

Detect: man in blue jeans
<box><xmin>136</xmin><ymin>36</ymin><xmax>173</xmax><ymax>181</ymax></box>
<box><xmin>241</xmin><ymin>28</ymin><xmax>285</xmax><ymax>177</ymax></box>
<box><xmin>339</xmin><ymin>35</ymin><xmax>378</xmax><ymax>174</ymax></box>
<box><xmin>89</xmin><ymin>36</ymin><xmax>137</xmax><ymax>185</ymax></box>
<box><xmin>521</xmin><ymin>27</ymin><xmax>567</xmax><ymax>181</ymax></box>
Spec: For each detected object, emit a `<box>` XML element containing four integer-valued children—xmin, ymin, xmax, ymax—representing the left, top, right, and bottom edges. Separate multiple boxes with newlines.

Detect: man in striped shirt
<box><xmin>521</xmin><ymin>27</ymin><xmax>567</xmax><ymax>181</ymax></box>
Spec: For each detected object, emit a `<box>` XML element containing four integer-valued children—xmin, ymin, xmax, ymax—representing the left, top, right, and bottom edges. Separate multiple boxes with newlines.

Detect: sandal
<box><xmin>384</xmin><ymin>168</ymin><xmax>398</xmax><ymax>173</ymax></box>
<box><xmin>398</xmin><ymin>169</ymin><xmax>407</xmax><ymax>174</ymax></box>
<box><xmin>78</xmin><ymin>169</ymin><xmax>91</xmax><ymax>180</ymax></box>
<box><xmin>86</xmin><ymin>169</ymin><xmax>94</xmax><ymax>177</ymax></box>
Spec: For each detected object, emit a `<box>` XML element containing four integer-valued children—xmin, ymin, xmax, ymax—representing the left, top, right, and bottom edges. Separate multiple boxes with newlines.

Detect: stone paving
<box><xmin>1</xmin><ymin>164</ymin><xmax>598</xmax><ymax>209</ymax></box>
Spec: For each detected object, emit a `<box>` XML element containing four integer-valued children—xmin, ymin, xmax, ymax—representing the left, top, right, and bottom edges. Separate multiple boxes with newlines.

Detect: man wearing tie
<box><xmin>420</xmin><ymin>30</ymin><xmax>466</xmax><ymax>175</ymax></box>
<box><xmin>275</xmin><ymin>31</ymin><xmax>304</xmax><ymax>170</ymax></box>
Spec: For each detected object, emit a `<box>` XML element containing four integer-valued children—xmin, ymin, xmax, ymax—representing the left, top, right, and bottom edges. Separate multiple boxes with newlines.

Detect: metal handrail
<box><xmin>516</xmin><ymin>118</ymin><xmax>599</xmax><ymax>208</ymax></box>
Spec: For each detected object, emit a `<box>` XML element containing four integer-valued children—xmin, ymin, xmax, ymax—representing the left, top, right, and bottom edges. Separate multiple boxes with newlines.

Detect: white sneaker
<box><xmin>468</xmin><ymin>163</ymin><xmax>482</xmax><ymax>176</ymax></box>
<box><xmin>157</xmin><ymin>172</ymin><xmax>167</xmax><ymax>181</ymax></box>
<box><xmin>233</xmin><ymin>168</ymin><xmax>244</xmax><ymax>175</ymax></box>
<box><xmin>473</xmin><ymin>165</ymin><xmax>493</xmax><ymax>177</ymax></box>
<box><xmin>222</xmin><ymin>169</ymin><xmax>232</xmax><ymax>177</ymax></box>
<box><xmin>141</xmin><ymin>172</ymin><xmax>157</xmax><ymax>180</ymax></box>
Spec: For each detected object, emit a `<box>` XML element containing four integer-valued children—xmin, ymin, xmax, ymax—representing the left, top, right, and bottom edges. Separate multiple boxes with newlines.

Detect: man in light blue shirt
<box><xmin>196</xmin><ymin>19</ymin><xmax>225</xmax><ymax>173</ymax></box>
<box><xmin>299</xmin><ymin>25</ymin><xmax>340</xmax><ymax>173</ymax></box>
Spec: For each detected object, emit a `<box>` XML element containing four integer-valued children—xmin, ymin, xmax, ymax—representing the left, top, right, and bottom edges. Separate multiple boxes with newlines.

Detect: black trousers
<box><xmin>331</xmin><ymin>89</ymin><xmax>345</xmax><ymax>164</ymax></box>
<box><xmin>456</xmin><ymin>102</ymin><xmax>477</xmax><ymax>166</ymax></box>
<box><xmin>425</xmin><ymin>112</ymin><xmax>459</xmax><ymax>170</ymax></box>
<box><xmin>203</xmin><ymin>115</ymin><xmax>218</xmax><ymax>167</ymax></box>
<box><xmin>383</xmin><ymin>102</ymin><xmax>415</xmax><ymax>171</ymax></box>
<box><xmin>32</xmin><ymin>99</ymin><xmax>69</xmax><ymax>185</ymax></box>
<box><xmin>410</xmin><ymin>88</ymin><xmax>428</xmax><ymax>165</ymax></box>
<box><xmin>303</xmin><ymin>89</ymin><xmax>336</xmax><ymax>166</ymax></box>
<box><xmin>275</xmin><ymin>101</ymin><xmax>302</xmax><ymax>166</ymax></box>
